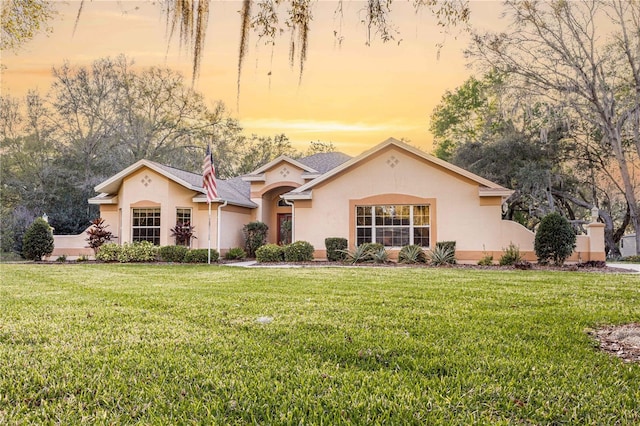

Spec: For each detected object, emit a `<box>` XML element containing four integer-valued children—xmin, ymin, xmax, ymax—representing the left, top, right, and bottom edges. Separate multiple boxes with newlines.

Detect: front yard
<box><xmin>1</xmin><ymin>264</ymin><xmax>638</xmax><ymax>424</ymax></box>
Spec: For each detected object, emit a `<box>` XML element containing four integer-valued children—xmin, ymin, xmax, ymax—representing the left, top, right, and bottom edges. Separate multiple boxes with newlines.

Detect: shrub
<box><xmin>398</xmin><ymin>245</ymin><xmax>427</xmax><ymax>264</ymax></box>
<box><xmin>86</xmin><ymin>218</ymin><xmax>115</xmax><ymax>254</ymax></box>
<box><xmin>499</xmin><ymin>242</ymin><xmax>523</xmax><ymax>266</ymax></box>
<box><xmin>170</xmin><ymin>221</ymin><xmax>196</xmax><ymax>246</ymax></box>
<box><xmin>284</xmin><ymin>241</ymin><xmax>315</xmax><ymax>262</ymax></box>
<box><xmin>534</xmin><ymin>212</ymin><xmax>576</xmax><ymax>266</ymax></box>
<box><xmin>436</xmin><ymin>241</ymin><xmax>456</xmax><ymax>254</ymax></box>
<box><xmin>477</xmin><ymin>255</ymin><xmax>493</xmax><ymax>266</ymax></box>
<box><xmin>22</xmin><ymin>218</ymin><xmax>54</xmax><ymax>261</ymax></box>
<box><xmin>621</xmin><ymin>255</ymin><xmax>640</xmax><ymax>263</ymax></box>
<box><xmin>184</xmin><ymin>248</ymin><xmax>217</xmax><ymax>263</ymax></box>
<box><xmin>256</xmin><ymin>244</ymin><xmax>284</xmax><ymax>262</ymax></box>
<box><xmin>428</xmin><ymin>245</ymin><xmax>456</xmax><ymax>266</ymax></box>
<box><xmin>243</xmin><ymin>221</ymin><xmax>269</xmax><ymax>257</ymax></box>
<box><xmin>225</xmin><ymin>247</ymin><xmax>247</xmax><ymax>260</ymax></box>
<box><xmin>325</xmin><ymin>237</ymin><xmax>348</xmax><ymax>261</ymax></box>
<box><xmin>360</xmin><ymin>242</ymin><xmax>384</xmax><ymax>254</ymax></box>
<box><xmin>96</xmin><ymin>243</ymin><xmax>121</xmax><ymax>262</ymax></box>
<box><xmin>370</xmin><ymin>247</ymin><xmax>390</xmax><ymax>264</ymax></box>
<box><xmin>56</xmin><ymin>254</ymin><xmax>67</xmax><ymax>263</ymax></box>
<box><xmin>159</xmin><ymin>245</ymin><xmax>189</xmax><ymax>263</ymax></box>
<box><xmin>76</xmin><ymin>255</ymin><xmax>89</xmax><ymax>262</ymax></box>
<box><xmin>117</xmin><ymin>241</ymin><xmax>159</xmax><ymax>263</ymax></box>
<box><xmin>339</xmin><ymin>245</ymin><xmax>373</xmax><ymax>264</ymax></box>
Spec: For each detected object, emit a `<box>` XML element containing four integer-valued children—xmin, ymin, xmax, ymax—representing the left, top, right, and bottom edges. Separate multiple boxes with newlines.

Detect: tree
<box><xmin>466</xmin><ymin>0</ymin><xmax>640</xmax><ymax>254</ymax></box>
<box><xmin>22</xmin><ymin>217</ymin><xmax>54</xmax><ymax>260</ymax></box>
<box><xmin>69</xmin><ymin>0</ymin><xmax>469</xmax><ymax>86</ymax></box>
<box><xmin>1</xmin><ymin>0</ymin><xmax>56</xmax><ymax>51</ymax></box>
<box><xmin>534</xmin><ymin>212</ymin><xmax>576</xmax><ymax>266</ymax></box>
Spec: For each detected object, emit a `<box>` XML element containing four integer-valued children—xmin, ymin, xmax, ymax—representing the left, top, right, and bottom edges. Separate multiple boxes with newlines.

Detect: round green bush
<box><xmin>325</xmin><ymin>237</ymin><xmax>348</xmax><ymax>261</ymax></box>
<box><xmin>185</xmin><ymin>248</ymin><xmax>218</xmax><ymax>263</ymax></box>
<box><xmin>22</xmin><ymin>217</ymin><xmax>54</xmax><ymax>261</ymax></box>
<box><xmin>255</xmin><ymin>244</ymin><xmax>284</xmax><ymax>262</ymax></box>
<box><xmin>117</xmin><ymin>241</ymin><xmax>159</xmax><ymax>263</ymax></box>
<box><xmin>159</xmin><ymin>245</ymin><xmax>189</xmax><ymax>263</ymax></box>
<box><xmin>284</xmin><ymin>240</ymin><xmax>315</xmax><ymax>262</ymax></box>
<box><xmin>96</xmin><ymin>243</ymin><xmax>121</xmax><ymax>262</ymax></box>
<box><xmin>534</xmin><ymin>212</ymin><xmax>576</xmax><ymax>266</ymax></box>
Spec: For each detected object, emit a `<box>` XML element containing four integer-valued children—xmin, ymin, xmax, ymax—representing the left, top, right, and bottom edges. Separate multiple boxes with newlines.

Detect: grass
<box><xmin>1</xmin><ymin>264</ymin><xmax>639</xmax><ymax>425</ymax></box>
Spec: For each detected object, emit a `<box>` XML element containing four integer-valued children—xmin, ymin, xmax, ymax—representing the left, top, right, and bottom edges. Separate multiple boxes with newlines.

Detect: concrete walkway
<box><xmin>607</xmin><ymin>263</ymin><xmax>640</xmax><ymax>273</ymax></box>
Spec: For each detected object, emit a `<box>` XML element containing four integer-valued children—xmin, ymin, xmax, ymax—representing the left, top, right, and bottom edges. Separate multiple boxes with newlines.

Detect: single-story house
<box><xmin>52</xmin><ymin>138</ymin><xmax>605</xmax><ymax>262</ymax></box>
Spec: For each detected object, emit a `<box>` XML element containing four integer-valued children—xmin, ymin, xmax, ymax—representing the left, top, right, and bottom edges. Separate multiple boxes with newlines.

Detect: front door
<box><xmin>277</xmin><ymin>213</ymin><xmax>292</xmax><ymax>245</ymax></box>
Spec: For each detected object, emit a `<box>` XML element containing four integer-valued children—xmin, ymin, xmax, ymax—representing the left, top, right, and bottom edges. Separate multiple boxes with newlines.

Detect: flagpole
<box><xmin>208</xmin><ymin>201</ymin><xmax>212</xmax><ymax>264</ymax></box>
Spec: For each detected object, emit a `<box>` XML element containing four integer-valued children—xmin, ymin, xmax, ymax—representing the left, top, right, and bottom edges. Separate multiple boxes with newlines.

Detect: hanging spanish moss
<box><xmin>237</xmin><ymin>0</ymin><xmax>252</xmax><ymax>108</ymax></box>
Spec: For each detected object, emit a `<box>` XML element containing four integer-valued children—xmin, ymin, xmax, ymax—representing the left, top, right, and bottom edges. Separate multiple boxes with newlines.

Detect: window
<box><xmin>132</xmin><ymin>208</ymin><xmax>161</xmax><ymax>245</ymax></box>
<box><xmin>356</xmin><ymin>204</ymin><xmax>430</xmax><ymax>247</ymax></box>
<box><xmin>175</xmin><ymin>208</ymin><xmax>193</xmax><ymax>246</ymax></box>
<box><xmin>176</xmin><ymin>208</ymin><xmax>191</xmax><ymax>225</ymax></box>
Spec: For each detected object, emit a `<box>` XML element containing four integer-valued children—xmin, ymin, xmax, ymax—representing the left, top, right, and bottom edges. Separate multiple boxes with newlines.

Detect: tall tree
<box><xmin>69</xmin><ymin>0</ymin><xmax>470</xmax><ymax>86</ymax></box>
<box><xmin>0</xmin><ymin>0</ymin><xmax>56</xmax><ymax>51</ymax></box>
<box><xmin>466</xmin><ymin>0</ymin><xmax>640</xmax><ymax>254</ymax></box>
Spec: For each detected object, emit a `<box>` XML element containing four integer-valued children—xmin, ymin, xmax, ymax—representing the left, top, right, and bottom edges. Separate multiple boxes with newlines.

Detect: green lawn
<box><xmin>1</xmin><ymin>264</ymin><xmax>639</xmax><ymax>425</ymax></box>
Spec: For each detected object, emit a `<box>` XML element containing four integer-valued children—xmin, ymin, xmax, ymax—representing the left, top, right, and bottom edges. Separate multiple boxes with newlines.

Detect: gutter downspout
<box><xmin>283</xmin><ymin>198</ymin><xmax>295</xmax><ymax>242</ymax></box>
<box><xmin>217</xmin><ymin>200</ymin><xmax>228</xmax><ymax>255</ymax></box>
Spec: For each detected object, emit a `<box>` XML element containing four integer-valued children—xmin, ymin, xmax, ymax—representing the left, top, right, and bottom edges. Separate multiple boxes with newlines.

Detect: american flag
<box><xmin>203</xmin><ymin>145</ymin><xmax>218</xmax><ymax>203</ymax></box>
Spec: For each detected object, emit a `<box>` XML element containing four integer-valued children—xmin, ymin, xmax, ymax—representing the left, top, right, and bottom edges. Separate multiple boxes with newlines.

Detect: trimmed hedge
<box><xmin>96</xmin><ymin>243</ymin><xmax>121</xmax><ymax>262</ymax></box>
<box><xmin>118</xmin><ymin>241</ymin><xmax>159</xmax><ymax>263</ymax></box>
<box><xmin>325</xmin><ymin>237</ymin><xmax>348</xmax><ymax>261</ymax></box>
<box><xmin>185</xmin><ymin>249</ymin><xmax>218</xmax><ymax>263</ymax></box>
<box><xmin>159</xmin><ymin>245</ymin><xmax>189</xmax><ymax>263</ymax></box>
<box><xmin>284</xmin><ymin>241</ymin><xmax>314</xmax><ymax>262</ymax></box>
<box><xmin>256</xmin><ymin>244</ymin><xmax>284</xmax><ymax>262</ymax></box>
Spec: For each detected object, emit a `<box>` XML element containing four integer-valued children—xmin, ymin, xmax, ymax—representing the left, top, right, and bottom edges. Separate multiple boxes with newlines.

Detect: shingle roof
<box><xmin>141</xmin><ymin>161</ymin><xmax>255</xmax><ymax>207</ymax></box>
<box><xmin>297</xmin><ymin>152</ymin><xmax>352</xmax><ymax>174</ymax></box>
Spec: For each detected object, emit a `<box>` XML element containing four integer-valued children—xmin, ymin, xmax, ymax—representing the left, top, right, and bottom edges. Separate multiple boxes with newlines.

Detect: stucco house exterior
<box><xmin>52</xmin><ymin>138</ymin><xmax>605</xmax><ymax>262</ymax></box>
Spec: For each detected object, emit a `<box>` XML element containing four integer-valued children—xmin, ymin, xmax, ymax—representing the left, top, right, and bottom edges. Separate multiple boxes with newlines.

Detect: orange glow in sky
<box><xmin>0</xmin><ymin>1</ymin><xmax>504</xmax><ymax>155</ymax></box>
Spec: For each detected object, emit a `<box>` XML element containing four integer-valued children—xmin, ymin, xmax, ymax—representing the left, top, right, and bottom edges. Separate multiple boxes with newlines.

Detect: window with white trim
<box><xmin>132</xmin><ymin>208</ymin><xmax>161</xmax><ymax>245</ymax></box>
<box><xmin>356</xmin><ymin>204</ymin><xmax>430</xmax><ymax>247</ymax></box>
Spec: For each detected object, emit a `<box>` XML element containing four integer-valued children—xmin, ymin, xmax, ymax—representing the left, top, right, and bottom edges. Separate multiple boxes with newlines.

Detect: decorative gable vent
<box><xmin>141</xmin><ymin>175</ymin><xmax>152</xmax><ymax>187</ymax></box>
<box><xmin>280</xmin><ymin>167</ymin><xmax>290</xmax><ymax>178</ymax></box>
<box><xmin>386</xmin><ymin>155</ymin><xmax>399</xmax><ymax>168</ymax></box>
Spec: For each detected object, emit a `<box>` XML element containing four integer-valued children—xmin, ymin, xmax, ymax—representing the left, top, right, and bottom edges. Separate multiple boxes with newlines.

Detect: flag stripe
<box><xmin>203</xmin><ymin>146</ymin><xmax>218</xmax><ymax>203</ymax></box>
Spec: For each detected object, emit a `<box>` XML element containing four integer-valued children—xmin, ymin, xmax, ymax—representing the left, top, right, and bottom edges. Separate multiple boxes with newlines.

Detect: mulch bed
<box><xmin>590</xmin><ymin>324</ymin><xmax>640</xmax><ymax>364</ymax></box>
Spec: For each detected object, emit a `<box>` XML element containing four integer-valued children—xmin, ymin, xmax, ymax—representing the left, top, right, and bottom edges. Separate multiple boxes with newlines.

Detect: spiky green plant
<box><xmin>370</xmin><ymin>247</ymin><xmax>390</xmax><ymax>264</ymax></box>
<box><xmin>398</xmin><ymin>245</ymin><xmax>427</xmax><ymax>264</ymax></box>
<box><xmin>428</xmin><ymin>245</ymin><xmax>456</xmax><ymax>266</ymax></box>
<box><xmin>339</xmin><ymin>245</ymin><xmax>373</xmax><ymax>264</ymax></box>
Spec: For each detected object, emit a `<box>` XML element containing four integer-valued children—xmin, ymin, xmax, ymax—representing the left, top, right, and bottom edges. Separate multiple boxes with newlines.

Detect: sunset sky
<box><xmin>1</xmin><ymin>1</ymin><xmax>504</xmax><ymax>155</ymax></box>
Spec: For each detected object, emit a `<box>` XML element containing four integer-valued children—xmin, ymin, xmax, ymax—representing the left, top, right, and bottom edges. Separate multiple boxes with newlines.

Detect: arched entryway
<box><xmin>260</xmin><ymin>186</ymin><xmax>296</xmax><ymax>245</ymax></box>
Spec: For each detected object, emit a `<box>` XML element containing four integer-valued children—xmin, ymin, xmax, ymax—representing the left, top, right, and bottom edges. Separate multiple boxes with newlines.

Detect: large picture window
<box><xmin>132</xmin><ymin>208</ymin><xmax>161</xmax><ymax>245</ymax></box>
<box><xmin>356</xmin><ymin>204</ymin><xmax>430</xmax><ymax>247</ymax></box>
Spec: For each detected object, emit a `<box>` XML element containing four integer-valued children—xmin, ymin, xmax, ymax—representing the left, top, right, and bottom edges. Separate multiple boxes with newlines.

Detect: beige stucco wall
<box><xmin>294</xmin><ymin>145</ymin><xmax>507</xmax><ymax>257</ymax></box>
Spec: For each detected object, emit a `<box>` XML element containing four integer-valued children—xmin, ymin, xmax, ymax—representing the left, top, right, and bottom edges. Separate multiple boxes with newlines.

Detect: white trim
<box><xmin>88</xmin><ymin>194</ymin><xmax>118</xmax><ymax>205</ymax></box>
<box><xmin>248</xmin><ymin>155</ymin><xmax>318</xmax><ymax>175</ymax></box>
<box><xmin>94</xmin><ymin>159</ymin><xmax>202</xmax><ymax>194</ymax></box>
<box><xmin>241</xmin><ymin>173</ymin><xmax>266</xmax><ymax>182</ymax></box>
